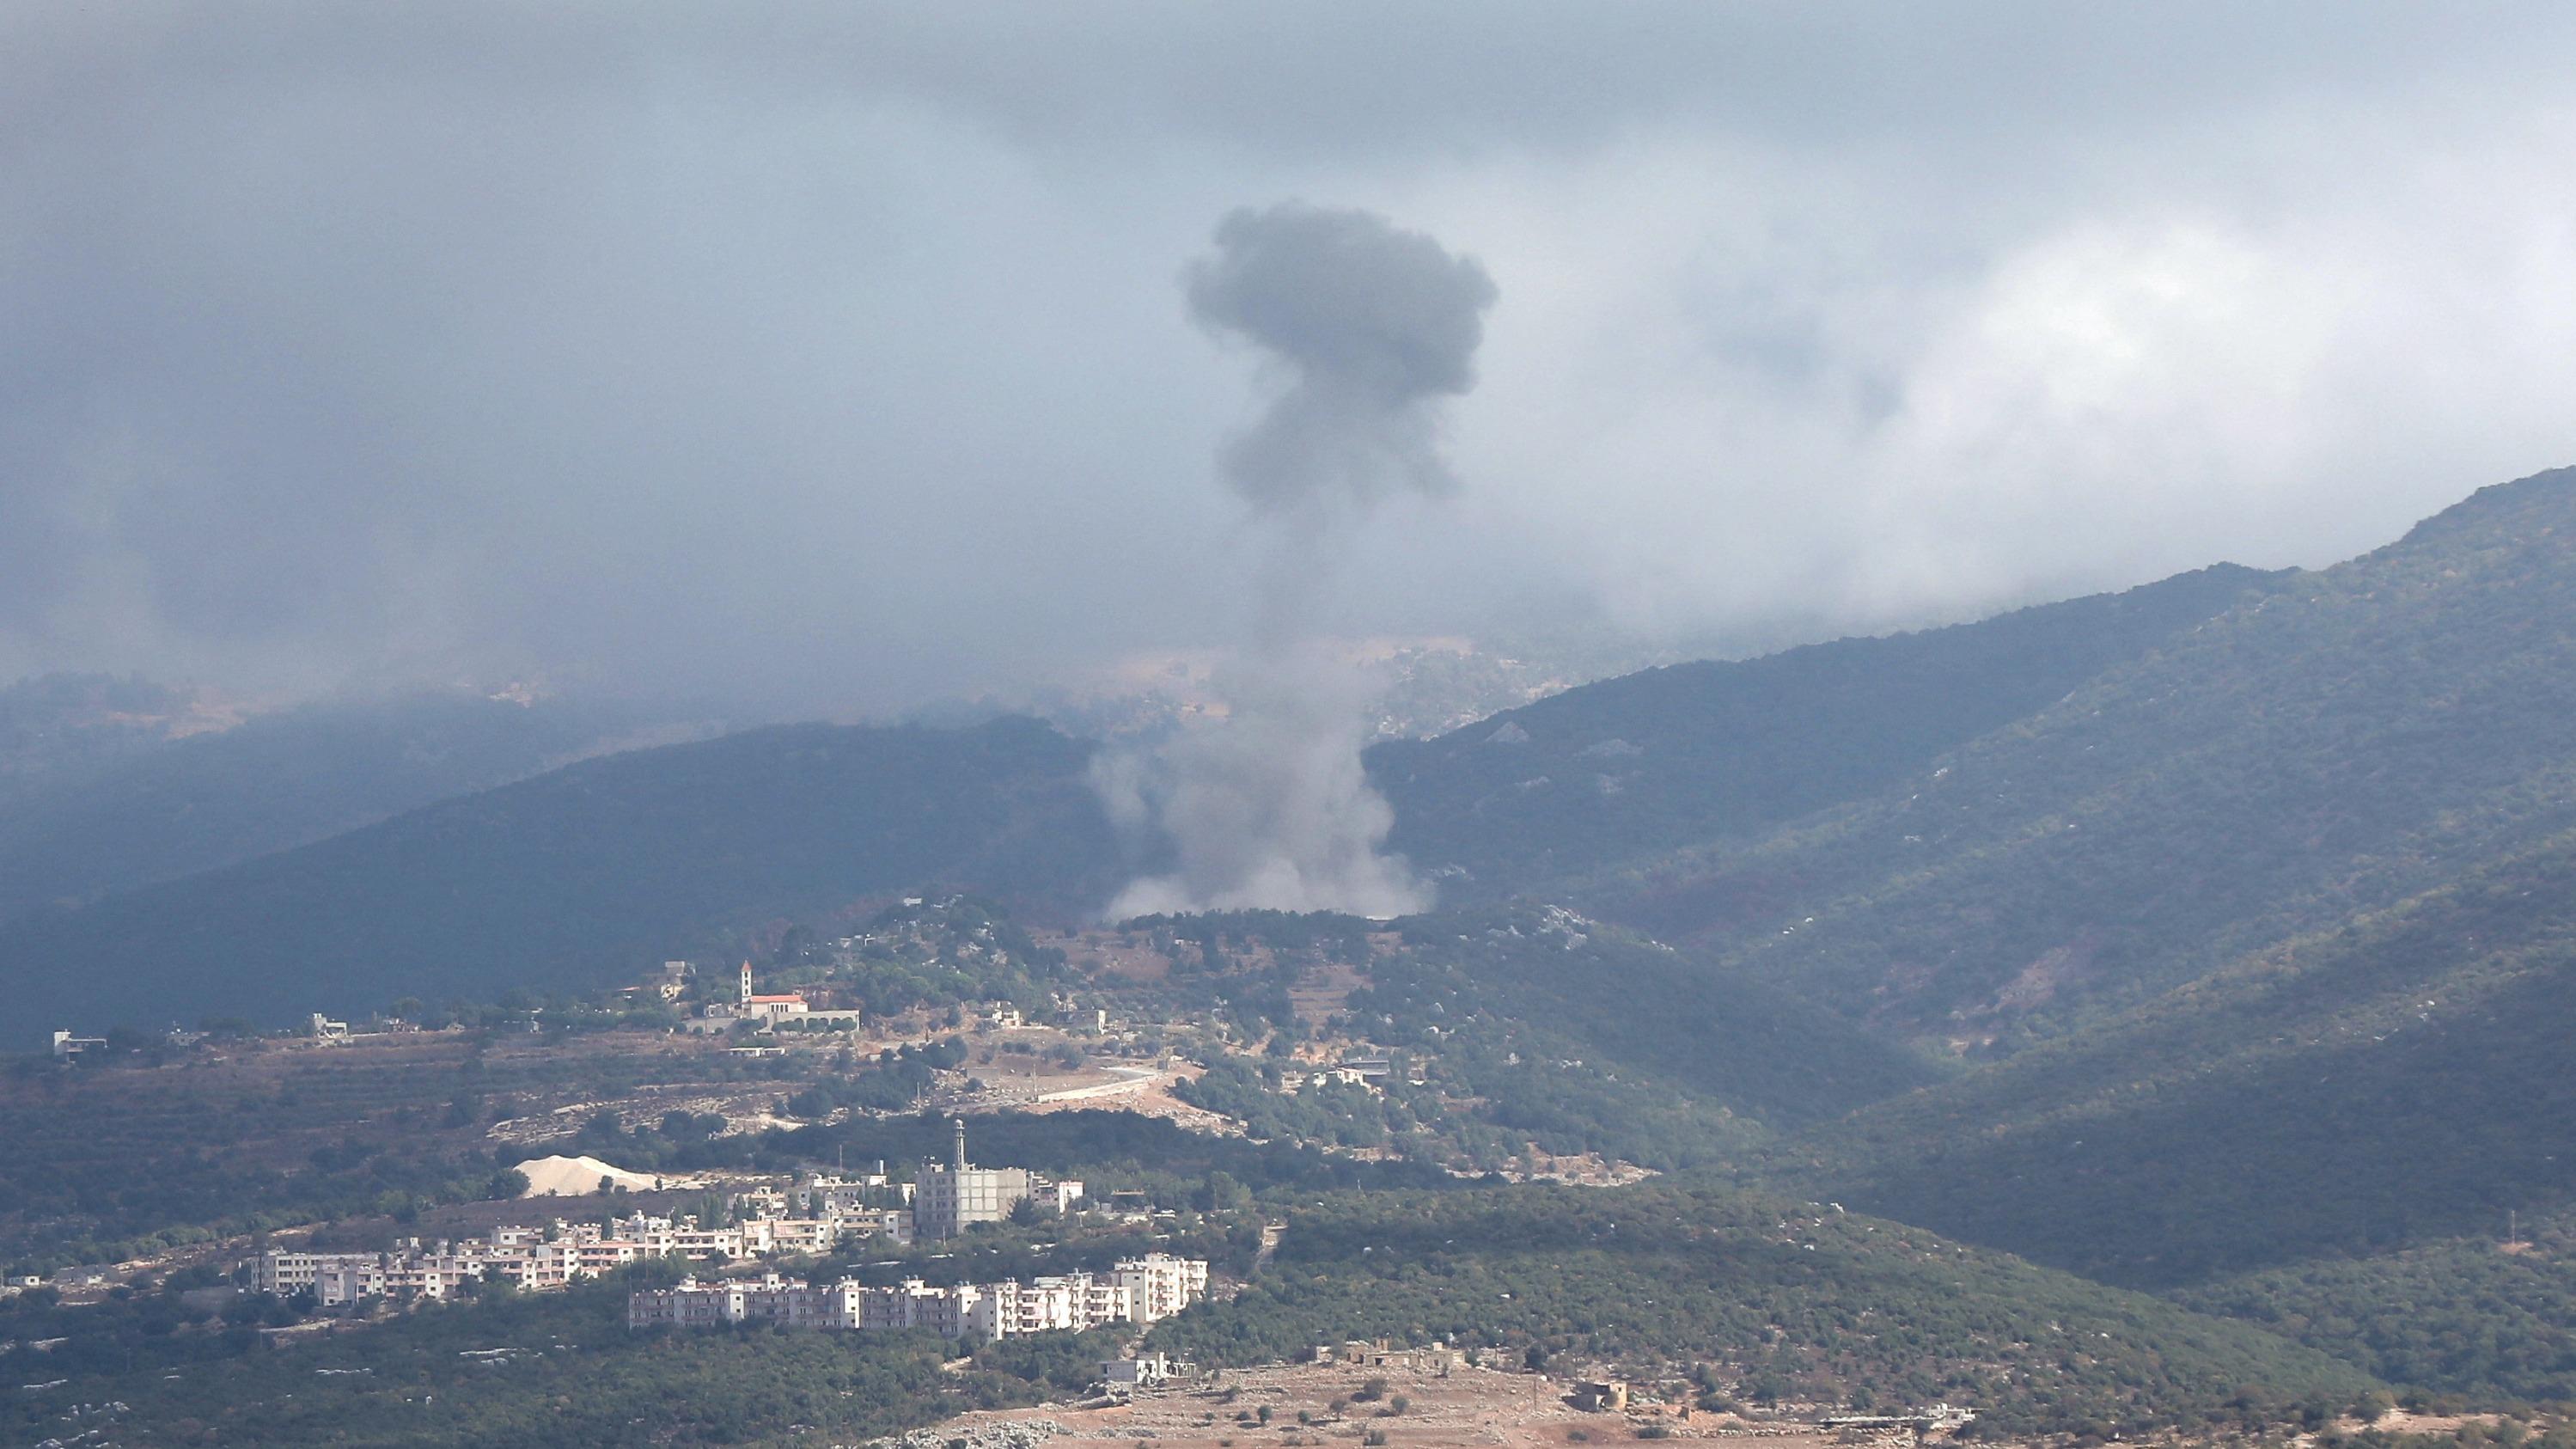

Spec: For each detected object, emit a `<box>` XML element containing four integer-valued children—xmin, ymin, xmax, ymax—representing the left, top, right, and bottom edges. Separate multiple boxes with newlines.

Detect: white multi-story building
<box><xmin>1115</xmin><ymin>1254</ymin><xmax>1208</xmax><ymax>1321</ymax></box>
<box><xmin>794</xmin><ymin>1166</ymin><xmax>911</xmax><ymax>1214</ymax></box>
<box><xmin>259</xmin><ymin>1230</ymin><xmax>602</xmax><ymax>1307</ymax></box>
<box><xmin>852</xmin><ymin>1278</ymin><xmax>983</xmax><ymax>1336</ymax></box>
<box><xmin>255</xmin><ymin>1250</ymin><xmax>368</xmax><ymax>1298</ymax></box>
<box><xmin>253</xmin><ymin>1195</ymin><xmax>914</xmax><ymax>1308</ymax></box>
<box><xmin>912</xmin><ymin>1120</ymin><xmax>1083</xmax><ymax>1239</ymax></box>
<box><xmin>737</xmin><ymin>1216</ymin><xmax>844</xmax><ymax>1256</ymax></box>
<box><xmin>629</xmin><ymin>1255</ymin><xmax>1206</xmax><ymax>1340</ymax></box>
<box><xmin>913</xmin><ymin>1118</ymin><xmax>1029</xmax><ymax>1240</ymax></box>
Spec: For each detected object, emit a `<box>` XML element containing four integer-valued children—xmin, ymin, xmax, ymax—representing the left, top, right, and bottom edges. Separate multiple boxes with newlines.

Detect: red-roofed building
<box><xmin>738</xmin><ymin>962</ymin><xmax>809</xmax><ymax>1018</ymax></box>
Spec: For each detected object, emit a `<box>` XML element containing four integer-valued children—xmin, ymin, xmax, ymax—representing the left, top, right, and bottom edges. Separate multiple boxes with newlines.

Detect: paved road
<box><xmin>1035</xmin><ymin>1065</ymin><xmax>1166</xmax><ymax>1104</ymax></box>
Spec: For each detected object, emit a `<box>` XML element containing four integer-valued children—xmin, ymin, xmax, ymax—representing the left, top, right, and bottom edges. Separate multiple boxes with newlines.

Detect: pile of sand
<box><xmin>511</xmin><ymin>1153</ymin><xmax>662</xmax><ymax>1196</ymax></box>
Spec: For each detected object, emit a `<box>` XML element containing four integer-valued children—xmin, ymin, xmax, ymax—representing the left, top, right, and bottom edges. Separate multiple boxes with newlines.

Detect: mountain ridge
<box><xmin>0</xmin><ymin>715</ymin><xmax>1120</xmax><ymax>1041</ymax></box>
<box><xmin>1370</xmin><ymin>561</ymin><xmax>2290</xmax><ymax>896</ymax></box>
<box><xmin>0</xmin><ymin>688</ymin><xmax>657</xmax><ymax>924</ymax></box>
<box><xmin>1583</xmin><ymin>464</ymin><xmax>2576</xmax><ymax>1042</ymax></box>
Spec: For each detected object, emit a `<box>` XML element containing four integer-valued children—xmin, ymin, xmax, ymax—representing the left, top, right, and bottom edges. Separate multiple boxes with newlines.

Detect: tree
<box><xmin>1201</xmin><ymin>1171</ymin><xmax>1252</xmax><ymax>1214</ymax></box>
<box><xmin>485</xmin><ymin>1168</ymin><xmax>530</xmax><ymax>1200</ymax></box>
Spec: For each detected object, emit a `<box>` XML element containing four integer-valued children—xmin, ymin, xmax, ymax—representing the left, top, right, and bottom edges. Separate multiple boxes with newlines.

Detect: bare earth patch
<box><xmin>904</xmin><ymin>1361</ymin><xmax>1880</xmax><ymax>1449</ymax></box>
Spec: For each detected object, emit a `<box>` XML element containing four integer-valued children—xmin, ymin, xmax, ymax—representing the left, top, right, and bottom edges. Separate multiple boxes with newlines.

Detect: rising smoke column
<box><xmin>1099</xmin><ymin>203</ymin><xmax>1498</xmax><ymax>919</ymax></box>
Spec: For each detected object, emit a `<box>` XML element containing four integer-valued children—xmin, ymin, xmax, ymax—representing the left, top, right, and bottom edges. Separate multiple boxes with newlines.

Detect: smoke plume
<box><xmin>1102</xmin><ymin>203</ymin><xmax>1497</xmax><ymax>920</ymax></box>
<box><xmin>1187</xmin><ymin>202</ymin><xmax>1499</xmax><ymax>516</ymax></box>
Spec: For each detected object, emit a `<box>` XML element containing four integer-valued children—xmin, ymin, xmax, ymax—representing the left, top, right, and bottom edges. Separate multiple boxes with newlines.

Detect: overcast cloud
<box><xmin>7</xmin><ymin>3</ymin><xmax>2576</xmax><ymax>715</ymax></box>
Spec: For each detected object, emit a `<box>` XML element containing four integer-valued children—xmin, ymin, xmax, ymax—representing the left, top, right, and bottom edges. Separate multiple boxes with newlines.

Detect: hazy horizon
<box><xmin>10</xmin><ymin>3</ymin><xmax>2576</xmax><ymax>723</ymax></box>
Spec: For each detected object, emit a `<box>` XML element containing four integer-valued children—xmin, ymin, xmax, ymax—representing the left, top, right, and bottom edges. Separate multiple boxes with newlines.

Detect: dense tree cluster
<box><xmin>783</xmin><ymin>1038</ymin><xmax>968</xmax><ymax>1120</ymax></box>
<box><xmin>1795</xmin><ymin>838</ymin><xmax>2576</xmax><ymax>1287</ymax></box>
<box><xmin>2174</xmin><ymin>1214</ymin><xmax>2576</xmax><ymax>1404</ymax></box>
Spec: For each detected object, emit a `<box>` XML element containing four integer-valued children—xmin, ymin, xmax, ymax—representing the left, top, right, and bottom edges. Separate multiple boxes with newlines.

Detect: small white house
<box><xmin>1103</xmin><ymin>1352</ymin><xmax>1176</xmax><ymax>1387</ymax></box>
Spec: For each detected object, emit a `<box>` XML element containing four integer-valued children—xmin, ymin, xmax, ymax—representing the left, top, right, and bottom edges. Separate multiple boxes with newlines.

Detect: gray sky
<box><xmin>9</xmin><ymin>3</ymin><xmax>2576</xmax><ymax>716</ymax></box>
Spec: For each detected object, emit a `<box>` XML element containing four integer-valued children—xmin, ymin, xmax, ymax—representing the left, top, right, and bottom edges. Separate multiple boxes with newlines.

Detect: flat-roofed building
<box><xmin>628</xmin><ymin>1256</ymin><xmax>1207</xmax><ymax>1340</ymax></box>
<box><xmin>913</xmin><ymin>1118</ymin><xmax>1032</xmax><ymax>1240</ymax></box>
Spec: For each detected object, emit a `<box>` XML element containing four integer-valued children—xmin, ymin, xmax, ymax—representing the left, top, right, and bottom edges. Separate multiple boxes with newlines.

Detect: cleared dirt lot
<box><xmin>927</xmin><ymin>1360</ymin><xmax>1894</xmax><ymax>1449</ymax></box>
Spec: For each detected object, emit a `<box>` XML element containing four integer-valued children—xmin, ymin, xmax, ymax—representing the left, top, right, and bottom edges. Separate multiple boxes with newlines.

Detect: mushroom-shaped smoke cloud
<box><xmin>1187</xmin><ymin>201</ymin><xmax>1500</xmax><ymax>515</ymax></box>
<box><xmin>1101</xmin><ymin>204</ymin><xmax>1497</xmax><ymax>921</ymax></box>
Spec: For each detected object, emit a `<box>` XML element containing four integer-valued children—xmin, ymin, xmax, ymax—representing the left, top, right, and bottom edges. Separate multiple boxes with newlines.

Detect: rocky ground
<box><xmin>870</xmin><ymin>1360</ymin><xmax>1881</xmax><ymax>1449</ymax></box>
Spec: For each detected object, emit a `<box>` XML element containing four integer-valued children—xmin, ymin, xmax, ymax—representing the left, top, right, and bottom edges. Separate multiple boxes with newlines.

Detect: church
<box><xmin>733</xmin><ymin>961</ymin><xmax>809</xmax><ymax>1021</ymax></box>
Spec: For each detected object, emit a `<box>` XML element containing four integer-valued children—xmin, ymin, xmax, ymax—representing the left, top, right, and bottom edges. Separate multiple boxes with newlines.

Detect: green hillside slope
<box><xmin>1594</xmin><ymin>466</ymin><xmax>2576</xmax><ymax>1044</ymax></box>
<box><xmin>1362</xmin><ymin>908</ymin><xmax>1942</xmax><ymax>1153</ymax></box>
<box><xmin>0</xmin><ymin>716</ymin><xmax>1121</xmax><ymax>1043</ymax></box>
<box><xmin>1370</xmin><ymin>565</ymin><xmax>2282</xmax><ymax>898</ymax></box>
<box><xmin>1785</xmin><ymin>823</ymin><xmax>2576</xmax><ymax>1287</ymax></box>
<box><xmin>1133</xmin><ymin>906</ymin><xmax>1943</xmax><ymax>1171</ymax></box>
<box><xmin>2173</xmin><ymin>1215</ymin><xmax>2576</xmax><ymax>1403</ymax></box>
<box><xmin>1152</xmin><ymin>1180</ymin><xmax>2379</xmax><ymax>1438</ymax></box>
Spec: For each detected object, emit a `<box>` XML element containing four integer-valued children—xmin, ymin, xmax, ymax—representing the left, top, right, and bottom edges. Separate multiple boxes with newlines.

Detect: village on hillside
<box><xmin>12</xmin><ymin>900</ymin><xmax>2003</xmax><ymax>1443</ymax></box>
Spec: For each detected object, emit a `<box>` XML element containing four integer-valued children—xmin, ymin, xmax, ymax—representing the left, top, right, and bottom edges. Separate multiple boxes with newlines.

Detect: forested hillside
<box><xmin>1138</xmin><ymin>906</ymin><xmax>1943</xmax><ymax>1172</ymax></box>
<box><xmin>1356</xmin><ymin>467</ymin><xmax>2576</xmax><ymax>1380</ymax></box>
<box><xmin>1363</xmin><ymin>909</ymin><xmax>1939</xmax><ymax>1152</ymax></box>
<box><xmin>0</xmin><ymin>717</ymin><xmax>1121</xmax><ymax>1042</ymax></box>
<box><xmin>2173</xmin><ymin>1214</ymin><xmax>2576</xmax><ymax>1403</ymax></box>
<box><xmin>1370</xmin><ymin>564</ymin><xmax>2281</xmax><ymax>896</ymax></box>
<box><xmin>1154</xmin><ymin>1180</ymin><xmax>2379</xmax><ymax>1438</ymax></box>
<box><xmin>1779</xmin><ymin>822</ymin><xmax>2576</xmax><ymax>1287</ymax></box>
<box><xmin>1590</xmin><ymin>466</ymin><xmax>2576</xmax><ymax>1044</ymax></box>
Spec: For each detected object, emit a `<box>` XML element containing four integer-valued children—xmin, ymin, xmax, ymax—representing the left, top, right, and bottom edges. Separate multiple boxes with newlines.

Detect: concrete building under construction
<box><xmin>911</xmin><ymin>1117</ymin><xmax>1081</xmax><ymax>1240</ymax></box>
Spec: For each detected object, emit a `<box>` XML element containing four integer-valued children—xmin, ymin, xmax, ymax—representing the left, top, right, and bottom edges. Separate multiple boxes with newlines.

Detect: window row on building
<box><xmin>251</xmin><ymin>1203</ymin><xmax>906</xmax><ymax>1308</ymax></box>
<box><xmin>626</xmin><ymin>1254</ymin><xmax>1208</xmax><ymax>1340</ymax></box>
